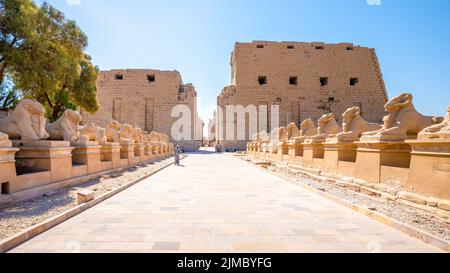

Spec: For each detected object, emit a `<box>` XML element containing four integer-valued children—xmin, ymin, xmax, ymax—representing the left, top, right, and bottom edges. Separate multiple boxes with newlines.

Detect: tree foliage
<box><xmin>0</xmin><ymin>0</ymin><xmax>99</xmax><ymax>121</ymax></box>
<box><xmin>0</xmin><ymin>75</ymin><xmax>21</xmax><ymax>111</ymax></box>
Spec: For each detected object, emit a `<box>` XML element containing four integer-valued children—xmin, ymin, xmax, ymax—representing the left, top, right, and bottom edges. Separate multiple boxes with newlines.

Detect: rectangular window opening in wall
<box><xmin>315</xmin><ymin>46</ymin><xmax>324</xmax><ymax>50</ymax></box>
<box><xmin>258</xmin><ymin>76</ymin><xmax>267</xmax><ymax>85</ymax></box>
<box><xmin>320</xmin><ymin>77</ymin><xmax>328</xmax><ymax>87</ymax></box>
<box><xmin>256</xmin><ymin>44</ymin><xmax>264</xmax><ymax>49</ymax></box>
<box><xmin>328</xmin><ymin>97</ymin><xmax>335</xmax><ymax>103</ymax></box>
<box><xmin>289</xmin><ymin>77</ymin><xmax>298</xmax><ymax>86</ymax></box>
<box><xmin>1</xmin><ymin>182</ymin><xmax>10</xmax><ymax>195</ymax></box>
<box><xmin>147</xmin><ymin>74</ymin><xmax>156</xmax><ymax>82</ymax></box>
<box><xmin>114</xmin><ymin>74</ymin><xmax>124</xmax><ymax>80</ymax></box>
<box><xmin>346</xmin><ymin>46</ymin><xmax>354</xmax><ymax>51</ymax></box>
<box><xmin>287</xmin><ymin>45</ymin><xmax>294</xmax><ymax>49</ymax></box>
<box><xmin>350</xmin><ymin>78</ymin><xmax>359</xmax><ymax>86</ymax></box>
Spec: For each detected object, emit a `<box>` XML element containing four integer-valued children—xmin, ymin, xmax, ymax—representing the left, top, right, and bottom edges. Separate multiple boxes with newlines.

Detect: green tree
<box><xmin>0</xmin><ymin>0</ymin><xmax>38</xmax><ymax>87</ymax></box>
<box><xmin>0</xmin><ymin>75</ymin><xmax>21</xmax><ymax>111</ymax></box>
<box><xmin>0</xmin><ymin>0</ymin><xmax>99</xmax><ymax>121</ymax></box>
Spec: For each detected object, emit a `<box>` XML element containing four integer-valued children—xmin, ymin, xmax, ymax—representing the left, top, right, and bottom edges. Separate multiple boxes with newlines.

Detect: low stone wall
<box><xmin>0</xmin><ymin>140</ymin><xmax>174</xmax><ymax>207</ymax></box>
<box><xmin>247</xmin><ymin>140</ymin><xmax>450</xmax><ymax>213</ymax></box>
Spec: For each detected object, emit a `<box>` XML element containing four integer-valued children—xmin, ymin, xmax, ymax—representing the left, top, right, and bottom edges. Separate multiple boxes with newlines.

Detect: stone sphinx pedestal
<box><xmin>13</xmin><ymin>140</ymin><xmax>74</xmax><ymax>182</ymax></box>
<box><xmin>276</xmin><ymin>142</ymin><xmax>289</xmax><ymax>162</ymax></box>
<box><xmin>151</xmin><ymin>144</ymin><xmax>161</xmax><ymax>158</ymax></box>
<box><xmin>101</xmin><ymin>142</ymin><xmax>121</xmax><ymax>169</ymax></box>
<box><xmin>143</xmin><ymin>143</ymin><xmax>154</xmax><ymax>161</ymax></box>
<box><xmin>405</xmin><ymin>139</ymin><xmax>450</xmax><ymax>200</ymax></box>
<box><xmin>0</xmin><ymin>141</ymin><xmax>19</xmax><ymax>197</ymax></box>
<box><xmin>267</xmin><ymin>144</ymin><xmax>278</xmax><ymax>162</ymax></box>
<box><xmin>353</xmin><ymin>140</ymin><xmax>411</xmax><ymax>184</ymax></box>
<box><xmin>120</xmin><ymin>142</ymin><xmax>135</xmax><ymax>166</ymax></box>
<box><xmin>323</xmin><ymin>139</ymin><xmax>358</xmax><ymax>177</ymax></box>
<box><xmin>303</xmin><ymin>138</ymin><xmax>325</xmax><ymax>169</ymax></box>
<box><xmin>287</xmin><ymin>139</ymin><xmax>305</xmax><ymax>165</ymax></box>
<box><xmin>71</xmin><ymin>141</ymin><xmax>102</xmax><ymax>174</ymax></box>
<box><xmin>134</xmin><ymin>143</ymin><xmax>145</xmax><ymax>162</ymax></box>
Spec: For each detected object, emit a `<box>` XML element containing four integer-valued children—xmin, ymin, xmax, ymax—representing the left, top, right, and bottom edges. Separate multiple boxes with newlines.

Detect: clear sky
<box><xmin>39</xmin><ymin>0</ymin><xmax>450</xmax><ymax>133</ymax></box>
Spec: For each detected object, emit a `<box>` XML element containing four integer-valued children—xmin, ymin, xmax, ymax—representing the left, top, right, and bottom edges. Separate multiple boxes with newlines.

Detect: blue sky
<box><xmin>39</xmin><ymin>0</ymin><xmax>450</xmax><ymax>128</ymax></box>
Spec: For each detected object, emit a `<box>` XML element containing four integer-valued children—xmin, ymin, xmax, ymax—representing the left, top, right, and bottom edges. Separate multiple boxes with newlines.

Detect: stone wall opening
<box><xmin>1</xmin><ymin>182</ymin><xmax>10</xmax><ymax>195</ymax></box>
<box><xmin>147</xmin><ymin>74</ymin><xmax>156</xmax><ymax>82</ymax></box>
<box><xmin>114</xmin><ymin>74</ymin><xmax>124</xmax><ymax>80</ymax></box>
<box><xmin>289</xmin><ymin>77</ymin><xmax>298</xmax><ymax>86</ymax></box>
<box><xmin>320</xmin><ymin>77</ymin><xmax>329</xmax><ymax>87</ymax></box>
<box><xmin>350</xmin><ymin>78</ymin><xmax>359</xmax><ymax>86</ymax></box>
<box><xmin>258</xmin><ymin>76</ymin><xmax>267</xmax><ymax>85</ymax></box>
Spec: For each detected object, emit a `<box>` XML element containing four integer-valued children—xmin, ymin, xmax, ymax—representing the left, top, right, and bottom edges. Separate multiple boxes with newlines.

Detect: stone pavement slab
<box><xmin>11</xmin><ymin>152</ymin><xmax>442</xmax><ymax>253</ymax></box>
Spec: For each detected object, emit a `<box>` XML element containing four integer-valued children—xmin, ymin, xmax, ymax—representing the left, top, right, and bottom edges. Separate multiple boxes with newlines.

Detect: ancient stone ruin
<box><xmin>247</xmin><ymin>93</ymin><xmax>450</xmax><ymax>212</ymax></box>
<box><xmin>0</xmin><ymin>100</ymin><xmax>174</xmax><ymax>206</ymax></box>
<box><xmin>216</xmin><ymin>41</ymin><xmax>388</xmax><ymax>151</ymax></box>
<box><xmin>80</xmin><ymin>69</ymin><xmax>203</xmax><ymax>151</ymax></box>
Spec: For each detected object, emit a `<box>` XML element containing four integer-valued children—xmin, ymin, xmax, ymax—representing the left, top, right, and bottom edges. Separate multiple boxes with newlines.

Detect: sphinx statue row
<box><xmin>247</xmin><ymin>93</ymin><xmax>450</xmax><ymax>212</ymax></box>
<box><xmin>0</xmin><ymin>99</ymin><xmax>174</xmax><ymax>205</ymax></box>
<box><xmin>0</xmin><ymin>99</ymin><xmax>172</xmax><ymax>149</ymax></box>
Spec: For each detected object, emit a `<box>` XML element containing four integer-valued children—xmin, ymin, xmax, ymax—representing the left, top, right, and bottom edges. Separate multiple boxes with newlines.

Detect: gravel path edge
<box><xmin>240</xmin><ymin>156</ymin><xmax>449</xmax><ymax>252</ymax></box>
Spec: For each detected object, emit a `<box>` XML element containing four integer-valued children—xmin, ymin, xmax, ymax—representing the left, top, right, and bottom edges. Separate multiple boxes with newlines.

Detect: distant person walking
<box><xmin>174</xmin><ymin>145</ymin><xmax>182</xmax><ymax>166</ymax></box>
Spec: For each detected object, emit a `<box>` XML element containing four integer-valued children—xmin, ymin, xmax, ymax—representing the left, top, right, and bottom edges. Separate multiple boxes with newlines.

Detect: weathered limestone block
<box><xmin>404</xmin><ymin>105</ymin><xmax>450</xmax><ymax>202</ymax></box>
<box><xmin>14</xmin><ymin>140</ymin><xmax>74</xmax><ymax>182</ymax></box>
<box><xmin>100</xmin><ymin>142</ymin><xmax>121</xmax><ymax>168</ymax></box>
<box><xmin>323</xmin><ymin>141</ymin><xmax>358</xmax><ymax>175</ymax></box>
<box><xmin>77</xmin><ymin>189</ymin><xmax>95</xmax><ymax>205</ymax></box>
<box><xmin>335</xmin><ymin>107</ymin><xmax>381</xmax><ymax>142</ymax></box>
<box><xmin>78</xmin><ymin>123</ymin><xmax>107</xmax><ymax>144</ymax></box>
<box><xmin>0</xmin><ymin>132</ymin><xmax>19</xmax><ymax>198</ymax></box>
<box><xmin>361</xmin><ymin>93</ymin><xmax>442</xmax><ymax>141</ymax></box>
<box><xmin>397</xmin><ymin>191</ymin><xmax>427</xmax><ymax>205</ymax></box>
<box><xmin>353</xmin><ymin>141</ymin><xmax>411</xmax><ymax>184</ymax></box>
<box><xmin>438</xmin><ymin>200</ymin><xmax>450</xmax><ymax>211</ymax></box>
<box><xmin>71</xmin><ymin>140</ymin><xmax>102</xmax><ymax>174</ymax></box>
<box><xmin>46</xmin><ymin>109</ymin><xmax>82</xmax><ymax>141</ymax></box>
<box><xmin>0</xmin><ymin>99</ymin><xmax>49</xmax><ymax>141</ymax></box>
<box><xmin>105</xmin><ymin>119</ymin><xmax>121</xmax><ymax>143</ymax></box>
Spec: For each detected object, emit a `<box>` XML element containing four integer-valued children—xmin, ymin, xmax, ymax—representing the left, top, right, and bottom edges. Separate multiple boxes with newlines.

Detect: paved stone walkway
<box><xmin>11</xmin><ymin>152</ymin><xmax>441</xmax><ymax>253</ymax></box>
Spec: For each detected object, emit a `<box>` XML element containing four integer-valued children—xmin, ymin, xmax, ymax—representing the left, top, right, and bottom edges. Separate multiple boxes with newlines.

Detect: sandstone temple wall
<box><xmin>81</xmin><ymin>69</ymin><xmax>202</xmax><ymax>151</ymax></box>
<box><xmin>216</xmin><ymin>41</ymin><xmax>388</xmax><ymax>150</ymax></box>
